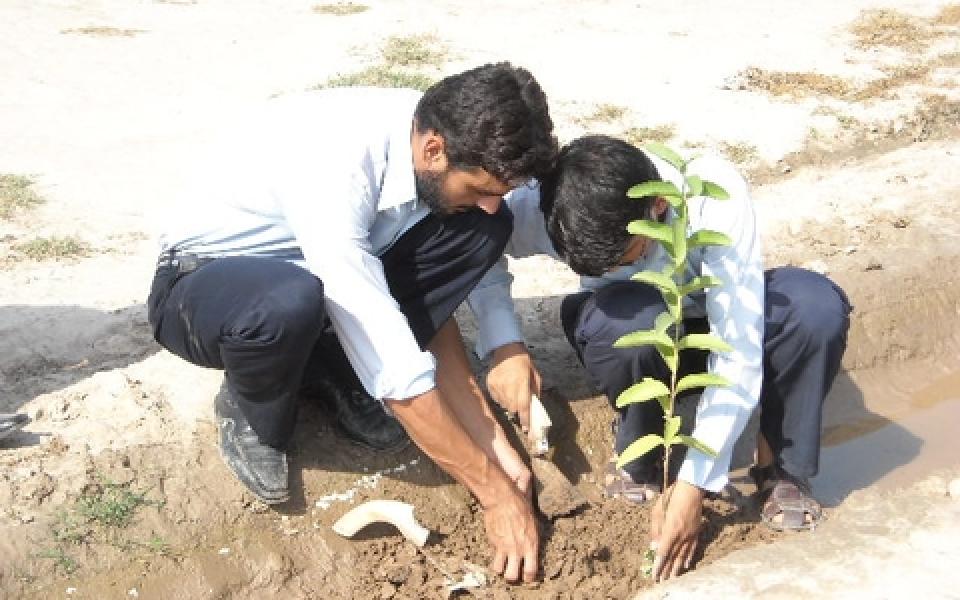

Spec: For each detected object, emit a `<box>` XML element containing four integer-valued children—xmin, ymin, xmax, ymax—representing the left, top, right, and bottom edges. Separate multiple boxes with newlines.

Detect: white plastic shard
<box><xmin>331</xmin><ymin>499</ymin><xmax>430</xmax><ymax>547</ymax></box>
<box><xmin>529</xmin><ymin>394</ymin><xmax>552</xmax><ymax>457</ymax></box>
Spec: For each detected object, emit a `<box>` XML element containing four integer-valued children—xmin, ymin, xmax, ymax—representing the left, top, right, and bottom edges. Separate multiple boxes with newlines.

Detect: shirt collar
<box><xmin>378</xmin><ymin>114</ymin><xmax>418</xmax><ymax>211</ymax></box>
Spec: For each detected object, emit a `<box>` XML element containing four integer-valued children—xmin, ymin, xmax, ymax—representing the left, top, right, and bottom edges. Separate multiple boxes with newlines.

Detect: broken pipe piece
<box><xmin>331</xmin><ymin>499</ymin><xmax>430</xmax><ymax>547</ymax></box>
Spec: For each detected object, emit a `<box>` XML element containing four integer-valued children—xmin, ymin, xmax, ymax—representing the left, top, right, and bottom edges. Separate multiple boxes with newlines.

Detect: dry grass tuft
<box><xmin>12</xmin><ymin>236</ymin><xmax>91</xmax><ymax>261</ymax></box>
<box><xmin>316</xmin><ymin>66</ymin><xmax>436</xmax><ymax>91</ymax></box>
<box><xmin>738</xmin><ymin>67</ymin><xmax>852</xmax><ymax>99</ymax></box>
<box><xmin>1</xmin><ymin>174</ymin><xmax>44</xmax><ymax>219</ymax></box>
<box><xmin>381</xmin><ymin>34</ymin><xmax>447</xmax><ymax>68</ymax></box>
<box><xmin>719</xmin><ymin>141</ymin><xmax>759</xmax><ymax>165</ymax></box>
<box><xmin>623</xmin><ymin>125</ymin><xmax>675</xmax><ymax>146</ymax></box>
<box><xmin>312</xmin><ymin>2</ymin><xmax>368</xmax><ymax>16</ymax></box>
<box><xmin>850</xmin><ymin>9</ymin><xmax>931</xmax><ymax>50</ymax></box>
<box><xmin>61</xmin><ymin>26</ymin><xmax>145</xmax><ymax>37</ymax></box>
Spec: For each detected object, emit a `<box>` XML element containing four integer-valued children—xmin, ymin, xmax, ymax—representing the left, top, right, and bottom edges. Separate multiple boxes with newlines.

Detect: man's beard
<box><xmin>414</xmin><ymin>169</ymin><xmax>450</xmax><ymax>216</ymax></box>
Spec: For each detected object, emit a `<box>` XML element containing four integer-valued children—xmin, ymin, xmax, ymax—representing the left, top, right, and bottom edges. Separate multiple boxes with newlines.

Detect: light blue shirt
<box><xmin>468</xmin><ymin>151</ymin><xmax>765</xmax><ymax>492</ymax></box>
<box><xmin>161</xmin><ymin>88</ymin><xmax>437</xmax><ymax>402</ymax></box>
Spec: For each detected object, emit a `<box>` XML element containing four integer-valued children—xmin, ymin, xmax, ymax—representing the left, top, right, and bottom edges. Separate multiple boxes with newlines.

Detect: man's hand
<box><xmin>650</xmin><ymin>480</ymin><xmax>705</xmax><ymax>582</ymax></box>
<box><xmin>486</xmin><ymin>342</ymin><xmax>542</xmax><ymax>432</ymax></box>
<box><xmin>484</xmin><ymin>485</ymin><xmax>540</xmax><ymax>583</ymax></box>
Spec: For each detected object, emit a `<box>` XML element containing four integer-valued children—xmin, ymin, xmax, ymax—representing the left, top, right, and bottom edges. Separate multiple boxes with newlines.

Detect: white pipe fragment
<box><xmin>529</xmin><ymin>394</ymin><xmax>552</xmax><ymax>456</ymax></box>
<box><xmin>331</xmin><ymin>499</ymin><xmax>430</xmax><ymax>547</ymax></box>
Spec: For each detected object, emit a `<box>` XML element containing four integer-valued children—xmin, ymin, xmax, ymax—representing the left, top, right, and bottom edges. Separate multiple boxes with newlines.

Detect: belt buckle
<box><xmin>177</xmin><ymin>253</ymin><xmax>201</xmax><ymax>274</ymax></box>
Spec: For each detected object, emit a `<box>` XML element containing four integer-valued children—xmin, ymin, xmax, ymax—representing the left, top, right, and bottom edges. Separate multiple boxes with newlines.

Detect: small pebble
<box><xmin>66</xmin><ymin>589</ymin><xmax>77</xmax><ymax>595</ymax></box>
<box><xmin>218</xmin><ymin>547</ymin><xmax>230</xmax><ymax>555</ymax></box>
<box><xmin>128</xmin><ymin>589</ymin><xmax>139</xmax><ymax>598</ymax></box>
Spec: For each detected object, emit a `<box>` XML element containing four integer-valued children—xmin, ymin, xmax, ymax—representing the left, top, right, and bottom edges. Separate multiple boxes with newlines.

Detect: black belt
<box><xmin>156</xmin><ymin>251</ymin><xmax>216</xmax><ymax>274</ymax></box>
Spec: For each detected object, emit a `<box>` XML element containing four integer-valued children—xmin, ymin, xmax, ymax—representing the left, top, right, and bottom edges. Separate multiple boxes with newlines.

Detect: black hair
<box><xmin>414</xmin><ymin>62</ymin><xmax>557</xmax><ymax>183</ymax></box>
<box><xmin>540</xmin><ymin>135</ymin><xmax>662</xmax><ymax>276</ymax></box>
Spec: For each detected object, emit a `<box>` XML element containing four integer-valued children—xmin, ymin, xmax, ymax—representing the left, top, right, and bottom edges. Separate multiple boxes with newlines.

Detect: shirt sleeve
<box><xmin>274</xmin><ymin>153</ymin><xmax>436</xmax><ymax>402</ymax></box>
<box><xmin>676</xmin><ymin>158</ymin><xmax>765</xmax><ymax>493</ymax></box>
<box><xmin>466</xmin><ymin>184</ymin><xmax>558</xmax><ymax>359</ymax></box>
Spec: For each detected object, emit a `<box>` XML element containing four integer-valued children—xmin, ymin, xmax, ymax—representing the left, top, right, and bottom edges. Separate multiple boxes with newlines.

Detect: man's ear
<box><xmin>417</xmin><ymin>129</ymin><xmax>448</xmax><ymax>170</ymax></box>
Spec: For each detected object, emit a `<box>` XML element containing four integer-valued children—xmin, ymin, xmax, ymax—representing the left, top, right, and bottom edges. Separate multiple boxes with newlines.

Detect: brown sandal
<box><xmin>750</xmin><ymin>464</ymin><xmax>823</xmax><ymax>531</ymax></box>
<box><xmin>603</xmin><ymin>457</ymin><xmax>660</xmax><ymax>504</ymax></box>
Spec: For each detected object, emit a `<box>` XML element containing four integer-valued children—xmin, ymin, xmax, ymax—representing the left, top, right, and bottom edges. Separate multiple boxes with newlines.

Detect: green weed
<box><xmin>12</xmin><ymin>236</ymin><xmax>90</xmax><ymax>261</ymax></box>
<box><xmin>0</xmin><ymin>174</ymin><xmax>44</xmax><ymax>219</ymax></box>
<box><xmin>317</xmin><ymin>66</ymin><xmax>436</xmax><ymax>91</ymax></box>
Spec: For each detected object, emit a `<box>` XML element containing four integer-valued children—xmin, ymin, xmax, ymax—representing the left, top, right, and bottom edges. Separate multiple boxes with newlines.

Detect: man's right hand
<box><xmin>483</xmin><ymin>485</ymin><xmax>539</xmax><ymax>583</ymax></box>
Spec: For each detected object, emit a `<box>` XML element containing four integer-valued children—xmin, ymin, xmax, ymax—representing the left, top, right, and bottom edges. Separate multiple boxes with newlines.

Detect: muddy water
<box><xmin>814</xmin><ymin>363</ymin><xmax>960</xmax><ymax>506</ymax></box>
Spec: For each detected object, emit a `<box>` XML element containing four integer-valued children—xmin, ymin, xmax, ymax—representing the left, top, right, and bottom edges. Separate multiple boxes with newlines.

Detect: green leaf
<box><xmin>672</xmin><ymin>217</ymin><xmax>687</xmax><ymax>266</ymax></box>
<box><xmin>627</xmin><ymin>219</ymin><xmax>673</xmax><ymax>245</ymax></box>
<box><xmin>701</xmin><ymin>180</ymin><xmax>730</xmax><ymax>200</ymax></box>
<box><xmin>643</xmin><ymin>142</ymin><xmax>686</xmax><ymax>173</ymax></box>
<box><xmin>616</xmin><ymin>434</ymin><xmax>666</xmax><ymax>469</ymax></box>
<box><xmin>627</xmin><ymin>181</ymin><xmax>681</xmax><ymax>200</ymax></box>
<box><xmin>658</xmin><ymin>343</ymin><xmax>678</xmax><ymax>375</ymax></box>
<box><xmin>616</xmin><ymin>378</ymin><xmax>671</xmax><ymax>408</ymax></box>
<box><xmin>677</xmin><ymin>333</ymin><xmax>734</xmax><ymax>353</ymax></box>
<box><xmin>613</xmin><ymin>330</ymin><xmax>673</xmax><ymax>350</ymax></box>
<box><xmin>675</xmin><ymin>434</ymin><xmax>718</xmax><ymax>458</ymax></box>
<box><xmin>676</xmin><ymin>373</ymin><xmax>732</xmax><ymax>394</ymax></box>
<box><xmin>688</xmin><ymin>229</ymin><xmax>732</xmax><ymax>249</ymax></box>
<box><xmin>685</xmin><ymin>175</ymin><xmax>703</xmax><ymax>197</ymax></box>
<box><xmin>679</xmin><ymin>276</ymin><xmax>724</xmax><ymax>296</ymax></box>
<box><xmin>631</xmin><ymin>270</ymin><xmax>678</xmax><ymax>295</ymax></box>
<box><xmin>664</xmin><ymin>416</ymin><xmax>682</xmax><ymax>444</ymax></box>
<box><xmin>653</xmin><ymin>310</ymin><xmax>674</xmax><ymax>334</ymax></box>
<box><xmin>661</xmin><ymin>288</ymin><xmax>680</xmax><ymax>320</ymax></box>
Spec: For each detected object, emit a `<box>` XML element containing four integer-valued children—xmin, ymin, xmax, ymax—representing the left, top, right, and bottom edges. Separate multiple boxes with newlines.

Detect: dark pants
<box><xmin>561</xmin><ymin>266</ymin><xmax>851</xmax><ymax>482</ymax></box>
<box><xmin>147</xmin><ymin>207</ymin><xmax>513</xmax><ymax>448</ymax></box>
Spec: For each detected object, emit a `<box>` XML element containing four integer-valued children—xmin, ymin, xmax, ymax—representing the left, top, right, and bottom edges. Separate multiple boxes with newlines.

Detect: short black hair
<box><xmin>414</xmin><ymin>62</ymin><xmax>557</xmax><ymax>183</ymax></box>
<box><xmin>541</xmin><ymin>135</ymin><xmax>662</xmax><ymax>276</ymax></box>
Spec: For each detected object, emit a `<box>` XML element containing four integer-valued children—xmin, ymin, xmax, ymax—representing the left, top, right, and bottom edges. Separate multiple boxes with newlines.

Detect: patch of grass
<box><xmin>143</xmin><ymin>535</ymin><xmax>172</xmax><ymax>556</ymax></box>
<box><xmin>381</xmin><ymin>34</ymin><xmax>446</xmax><ymax>68</ymax></box>
<box><xmin>12</xmin><ymin>236</ymin><xmax>91</xmax><ymax>261</ymax></box>
<box><xmin>850</xmin><ymin>9</ymin><xmax>931</xmax><ymax>50</ymax></box>
<box><xmin>35</xmin><ymin>548</ymin><xmax>78</xmax><ymax>574</ymax></box>
<box><xmin>0</xmin><ymin>174</ymin><xmax>44</xmax><ymax>218</ymax></box>
<box><xmin>587</xmin><ymin>103</ymin><xmax>629</xmax><ymax>123</ymax></box>
<box><xmin>61</xmin><ymin>26</ymin><xmax>146</xmax><ymax>37</ymax></box>
<box><xmin>719</xmin><ymin>141</ymin><xmax>759</xmax><ymax>164</ymax></box>
<box><xmin>737</xmin><ymin>67</ymin><xmax>852</xmax><ymax>99</ymax></box>
<box><xmin>313</xmin><ymin>2</ymin><xmax>368</xmax><ymax>15</ymax></box>
<box><xmin>934</xmin><ymin>4</ymin><xmax>960</xmax><ymax>26</ymax></box>
<box><xmin>77</xmin><ymin>481</ymin><xmax>154</xmax><ymax>528</ymax></box>
<box><xmin>316</xmin><ymin>65</ymin><xmax>436</xmax><ymax>91</ymax></box>
<box><xmin>623</xmin><ymin>124</ymin><xmax>675</xmax><ymax>146</ymax></box>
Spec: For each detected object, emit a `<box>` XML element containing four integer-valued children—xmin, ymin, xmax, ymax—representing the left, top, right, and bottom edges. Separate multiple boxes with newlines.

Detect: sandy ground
<box><xmin>1</xmin><ymin>0</ymin><xmax>959</xmax><ymax>598</ymax></box>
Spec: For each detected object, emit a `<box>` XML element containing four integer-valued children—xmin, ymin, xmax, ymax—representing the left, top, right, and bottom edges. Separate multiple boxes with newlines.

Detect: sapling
<box><xmin>611</xmin><ymin>142</ymin><xmax>734</xmax><ymax>576</ymax></box>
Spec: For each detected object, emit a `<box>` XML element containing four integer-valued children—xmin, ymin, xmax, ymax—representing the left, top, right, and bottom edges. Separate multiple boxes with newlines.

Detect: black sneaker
<box><xmin>214</xmin><ymin>383</ymin><xmax>290</xmax><ymax>504</ymax></box>
<box><xmin>0</xmin><ymin>412</ymin><xmax>30</xmax><ymax>441</ymax></box>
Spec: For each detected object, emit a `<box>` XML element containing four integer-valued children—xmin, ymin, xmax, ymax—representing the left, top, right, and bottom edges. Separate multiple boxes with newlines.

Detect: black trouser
<box><xmin>560</xmin><ymin>266</ymin><xmax>852</xmax><ymax>483</ymax></box>
<box><xmin>147</xmin><ymin>207</ymin><xmax>513</xmax><ymax>448</ymax></box>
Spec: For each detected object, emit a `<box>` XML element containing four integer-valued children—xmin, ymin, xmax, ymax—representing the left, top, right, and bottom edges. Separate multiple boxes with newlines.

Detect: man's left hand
<box><xmin>486</xmin><ymin>342</ymin><xmax>542</xmax><ymax>432</ymax></box>
<box><xmin>650</xmin><ymin>480</ymin><xmax>705</xmax><ymax>582</ymax></box>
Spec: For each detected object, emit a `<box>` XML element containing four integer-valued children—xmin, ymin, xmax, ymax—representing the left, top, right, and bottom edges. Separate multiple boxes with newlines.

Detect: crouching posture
<box><xmin>147</xmin><ymin>63</ymin><xmax>558</xmax><ymax>583</ymax></box>
<box><xmin>471</xmin><ymin>135</ymin><xmax>851</xmax><ymax>580</ymax></box>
